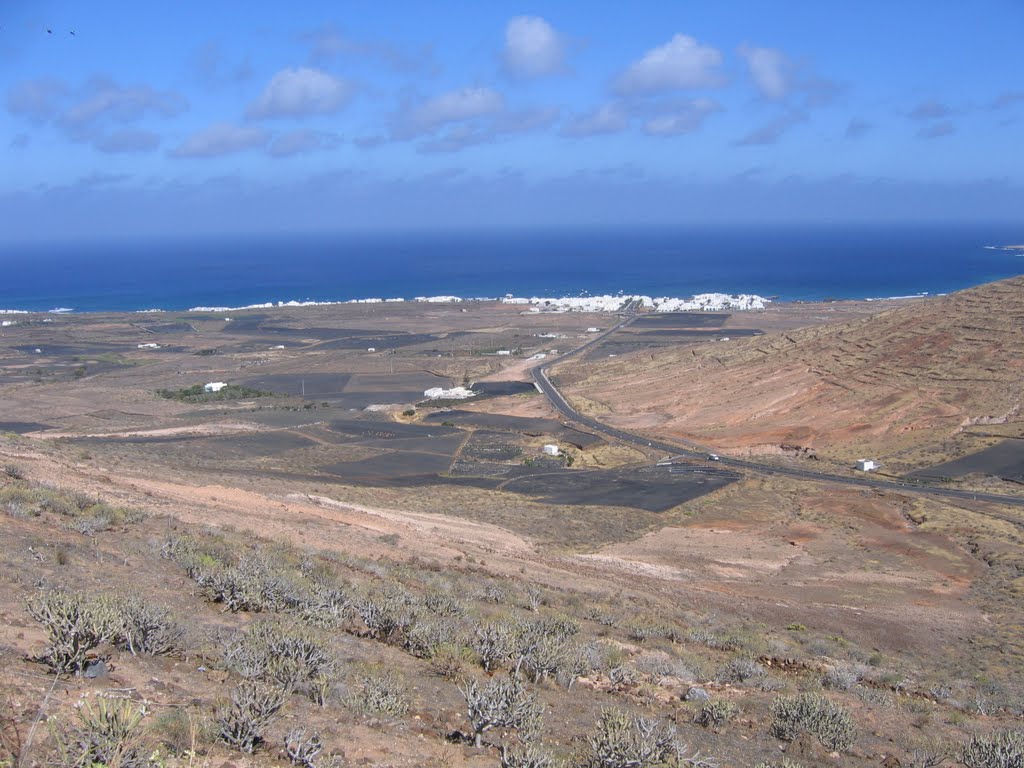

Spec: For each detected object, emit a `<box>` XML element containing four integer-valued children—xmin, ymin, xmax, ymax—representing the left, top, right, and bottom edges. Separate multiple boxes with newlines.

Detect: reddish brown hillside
<box><xmin>561</xmin><ymin>276</ymin><xmax>1024</xmax><ymax>462</ymax></box>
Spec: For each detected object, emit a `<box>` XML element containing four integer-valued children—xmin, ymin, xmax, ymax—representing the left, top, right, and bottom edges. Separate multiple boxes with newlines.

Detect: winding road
<box><xmin>530</xmin><ymin>312</ymin><xmax>1024</xmax><ymax>518</ymax></box>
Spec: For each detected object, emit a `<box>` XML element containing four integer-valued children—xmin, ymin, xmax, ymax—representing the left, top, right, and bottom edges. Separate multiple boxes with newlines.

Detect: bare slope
<box><xmin>561</xmin><ymin>276</ymin><xmax>1024</xmax><ymax>463</ymax></box>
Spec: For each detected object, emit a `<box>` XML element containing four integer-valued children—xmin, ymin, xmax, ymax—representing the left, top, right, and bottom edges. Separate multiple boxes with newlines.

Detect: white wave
<box><xmin>864</xmin><ymin>292</ymin><xmax>930</xmax><ymax>301</ymax></box>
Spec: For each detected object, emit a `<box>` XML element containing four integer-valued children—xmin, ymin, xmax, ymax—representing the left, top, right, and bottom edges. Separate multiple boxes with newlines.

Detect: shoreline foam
<box><xmin>0</xmin><ymin>289</ymin><xmax>939</xmax><ymax>316</ymax></box>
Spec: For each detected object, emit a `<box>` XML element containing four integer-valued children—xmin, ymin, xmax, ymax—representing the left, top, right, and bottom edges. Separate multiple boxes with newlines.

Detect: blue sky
<box><xmin>2</xmin><ymin>1</ymin><xmax>1022</xmax><ymax>240</ymax></box>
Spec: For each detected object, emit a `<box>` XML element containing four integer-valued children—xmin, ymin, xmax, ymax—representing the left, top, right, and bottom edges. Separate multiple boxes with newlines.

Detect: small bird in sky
<box><xmin>69</xmin><ymin>30</ymin><xmax>76</xmax><ymax>36</ymax></box>
<box><xmin>46</xmin><ymin>28</ymin><xmax>53</xmax><ymax>34</ymax></box>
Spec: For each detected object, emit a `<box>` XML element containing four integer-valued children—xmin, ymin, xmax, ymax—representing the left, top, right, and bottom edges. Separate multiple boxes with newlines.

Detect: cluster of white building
<box><xmin>423</xmin><ymin>386</ymin><xmax>477</xmax><ymax>400</ymax></box>
<box><xmin>181</xmin><ymin>292</ymin><xmax>768</xmax><ymax>314</ymax></box>
<box><xmin>509</xmin><ymin>293</ymin><xmax>769</xmax><ymax>313</ymax></box>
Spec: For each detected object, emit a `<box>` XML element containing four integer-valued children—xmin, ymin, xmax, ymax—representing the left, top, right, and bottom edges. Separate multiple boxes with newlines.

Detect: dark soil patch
<box><xmin>629</xmin><ymin>329</ymin><xmax>763</xmax><ymax>338</ymax></box>
<box><xmin>500</xmin><ymin>464</ymin><xmax>737</xmax><ymax>512</ymax></box>
<box><xmin>344</xmin><ymin>373</ymin><xmax>449</xmax><ymax>392</ymax></box>
<box><xmin>320</xmin><ymin>451</ymin><xmax>456</xmax><ymax>482</ymax></box>
<box><xmin>631</xmin><ymin>312</ymin><xmax>731</xmax><ymax>328</ymax></box>
<box><xmin>70</xmin><ymin>431</ymin><xmax>315</xmax><ymax>458</ymax></box>
<box><xmin>356</xmin><ymin>433</ymin><xmax>467</xmax><ymax>455</ymax></box>
<box><xmin>314</xmin><ymin>333</ymin><xmax>443</xmax><ymax>350</ymax></box>
<box><xmin>424</xmin><ymin>410</ymin><xmax>603</xmax><ymax>448</ymax></box>
<box><xmin>460</xmin><ymin>431</ymin><xmax>523</xmax><ymax>461</ymax></box>
<box><xmin>12</xmin><ymin>342</ymin><xmax>128</xmax><ymax>356</ymax></box>
<box><xmin>471</xmin><ymin>381</ymin><xmax>537</xmax><ymax>397</ymax></box>
<box><xmin>908</xmin><ymin>439</ymin><xmax>1024</xmax><ymax>483</ymax></box>
<box><xmin>139</xmin><ymin>322</ymin><xmax>196</xmax><ymax>334</ymax></box>
<box><xmin>0</xmin><ymin>421</ymin><xmax>52</xmax><ymax>433</ymax></box>
<box><xmin>325</xmin><ymin>419</ymin><xmax>461</xmax><ymax>440</ymax></box>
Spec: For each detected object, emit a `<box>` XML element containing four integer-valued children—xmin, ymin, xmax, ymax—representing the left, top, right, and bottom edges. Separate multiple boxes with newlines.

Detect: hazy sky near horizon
<box><xmin>2</xmin><ymin>1</ymin><xmax>1023</xmax><ymax>240</ymax></box>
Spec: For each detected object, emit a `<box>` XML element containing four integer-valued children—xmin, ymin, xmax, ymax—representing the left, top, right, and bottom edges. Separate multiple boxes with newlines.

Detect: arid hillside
<box><xmin>560</xmin><ymin>276</ymin><xmax>1024</xmax><ymax>465</ymax></box>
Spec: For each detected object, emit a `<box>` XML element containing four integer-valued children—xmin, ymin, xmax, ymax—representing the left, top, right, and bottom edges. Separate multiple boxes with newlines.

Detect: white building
<box><xmin>855</xmin><ymin>459</ymin><xmax>877</xmax><ymax>472</ymax></box>
<box><xmin>204</xmin><ymin>382</ymin><xmax>227</xmax><ymax>393</ymax></box>
<box><xmin>542</xmin><ymin>444</ymin><xmax>559</xmax><ymax>456</ymax></box>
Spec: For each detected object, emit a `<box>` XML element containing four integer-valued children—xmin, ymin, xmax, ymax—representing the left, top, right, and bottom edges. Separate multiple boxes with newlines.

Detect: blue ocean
<box><xmin>0</xmin><ymin>223</ymin><xmax>1021</xmax><ymax>313</ymax></box>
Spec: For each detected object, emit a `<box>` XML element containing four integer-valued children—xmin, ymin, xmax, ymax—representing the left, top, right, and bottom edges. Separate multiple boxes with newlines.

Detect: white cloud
<box><xmin>419</xmin><ymin>106</ymin><xmax>558</xmax><ymax>153</ymax></box>
<box><xmin>61</xmin><ymin>79</ymin><xmax>187</xmax><ymax>130</ymax></box>
<box><xmin>404</xmin><ymin>87</ymin><xmax>505</xmax><ymax>135</ymax></box>
<box><xmin>643</xmin><ymin>99</ymin><xmax>722</xmax><ymax>136</ymax></box>
<box><xmin>93</xmin><ymin>129</ymin><xmax>162</xmax><ymax>153</ymax></box>
<box><xmin>6</xmin><ymin>78</ymin><xmax>69</xmax><ymax>121</ymax></box>
<box><xmin>268</xmin><ymin>129</ymin><xmax>341</xmax><ymax>157</ymax></box>
<box><xmin>561</xmin><ymin>103</ymin><xmax>629</xmax><ymax>137</ymax></box>
<box><xmin>738</xmin><ymin>44</ymin><xmax>789</xmax><ymax>100</ymax></box>
<box><xmin>735</xmin><ymin>111</ymin><xmax>807</xmax><ymax>146</ymax></box>
<box><xmin>172</xmin><ymin>122</ymin><xmax>268</xmax><ymax>157</ymax></box>
<box><xmin>909</xmin><ymin>100</ymin><xmax>955</xmax><ymax>121</ymax></box>
<box><xmin>246</xmin><ymin>67</ymin><xmax>352</xmax><ymax>120</ymax></box>
<box><xmin>918</xmin><ymin>120</ymin><xmax>955</xmax><ymax>139</ymax></box>
<box><xmin>503</xmin><ymin>16</ymin><xmax>564</xmax><ymax>78</ymax></box>
<box><xmin>614</xmin><ymin>34</ymin><xmax>725</xmax><ymax>94</ymax></box>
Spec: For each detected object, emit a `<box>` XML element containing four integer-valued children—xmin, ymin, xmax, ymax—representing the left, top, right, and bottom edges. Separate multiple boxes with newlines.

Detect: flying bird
<box><xmin>70</xmin><ymin>30</ymin><xmax>76</xmax><ymax>36</ymax></box>
<box><xmin>46</xmin><ymin>28</ymin><xmax>53</xmax><ymax>34</ymax></box>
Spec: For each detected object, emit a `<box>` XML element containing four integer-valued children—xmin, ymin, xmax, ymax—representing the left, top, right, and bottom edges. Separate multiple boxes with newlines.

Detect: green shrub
<box><xmin>106</xmin><ymin>596</ymin><xmax>182</xmax><ymax>656</ymax></box>
<box><xmin>715</xmin><ymin>656</ymin><xmax>765</xmax><ymax>685</ymax></box>
<box><xmin>151</xmin><ymin>707</ymin><xmax>214</xmax><ymax>756</ymax></box>
<box><xmin>961</xmin><ymin>729</ymin><xmax>1024</xmax><ymax>768</ymax></box>
<box><xmin>347</xmin><ymin>668</ymin><xmax>409</xmax><ymax>717</ymax></box>
<box><xmin>53</xmin><ymin>696</ymin><xmax>150</xmax><ymax>768</ymax></box>
<box><xmin>215</xmin><ymin>681</ymin><xmax>285</xmax><ymax>754</ymax></box>
<box><xmin>578</xmin><ymin>708</ymin><xmax>711</xmax><ymax>768</ymax></box>
<box><xmin>26</xmin><ymin>590</ymin><xmax>114</xmax><ymax>674</ymax></box>
<box><xmin>460</xmin><ymin>675</ymin><xmax>540</xmax><ymax>748</ymax></box>
<box><xmin>225</xmin><ymin>621</ymin><xmax>333</xmax><ymax>696</ymax></box>
<box><xmin>284</xmin><ymin>728</ymin><xmax>322</xmax><ymax>768</ymax></box>
<box><xmin>202</xmin><ymin>555</ymin><xmax>300</xmax><ymax>613</ymax></box>
<box><xmin>472</xmin><ymin>618</ymin><xmax>518</xmax><ymax>673</ymax></box>
<box><xmin>770</xmin><ymin>693</ymin><xmax>857</xmax><ymax>752</ymax></box>
<box><xmin>501</xmin><ymin>741</ymin><xmax>552</xmax><ymax>768</ymax></box>
<box><xmin>156</xmin><ymin>384</ymin><xmax>271</xmax><ymax>403</ymax></box>
<box><xmin>693</xmin><ymin>700</ymin><xmax>736</xmax><ymax>729</ymax></box>
<box><xmin>428</xmin><ymin>642</ymin><xmax>475</xmax><ymax>680</ymax></box>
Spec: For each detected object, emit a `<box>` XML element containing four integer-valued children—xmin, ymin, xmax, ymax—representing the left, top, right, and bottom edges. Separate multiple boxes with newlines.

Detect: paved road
<box><xmin>530</xmin><ymin>314</ymin><xmax>1024</xmax><ymax>519</ymax></box>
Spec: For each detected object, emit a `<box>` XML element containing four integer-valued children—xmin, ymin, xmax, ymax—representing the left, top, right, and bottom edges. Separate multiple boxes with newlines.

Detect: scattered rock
<box><xmin>83</xmin><ymin>660</ymin><xmax>108</xmax><ymax>679</ymax></box>
<box><xmin>684</xmin><ymin>686</ymin><xmax>710</xmax><ymax>701</ymax></box>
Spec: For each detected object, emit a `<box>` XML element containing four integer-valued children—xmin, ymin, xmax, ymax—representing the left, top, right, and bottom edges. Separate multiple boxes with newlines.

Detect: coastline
<box><xmin>0</xmin><ymin>290</ymin><xmax>939</xmax><ymax>317</ymax></box>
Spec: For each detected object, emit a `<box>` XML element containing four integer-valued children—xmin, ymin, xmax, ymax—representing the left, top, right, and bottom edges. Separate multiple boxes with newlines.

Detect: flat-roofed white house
<box><xmin>542</xmin><ymin>444</ymin><xmax>559</xmax><ymax>456</ymax></box>
<box><xmin>855</xmin><ymin>459</ymin><xmax>877</xmax><ymax>472</ymax></box>
<box><xmin>204</xmin><ymin>382</ymin><xmax>227</xmax><ymax>393</ymax></box>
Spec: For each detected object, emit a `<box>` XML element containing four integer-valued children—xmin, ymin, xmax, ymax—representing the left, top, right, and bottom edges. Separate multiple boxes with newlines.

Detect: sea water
<box><xmin>0</xmin><ymin>223</ymin><xmax>1021</xmax><ymax>312</ymax></box>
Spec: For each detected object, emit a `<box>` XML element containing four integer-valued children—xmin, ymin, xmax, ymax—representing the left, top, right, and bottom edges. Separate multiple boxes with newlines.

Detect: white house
<box><xmin>204</xmin><ymin>382</ymin><xmax>227</xmax><ymax>393</ymax></box>
<box><xmin>855</xmin><ymin>459</ymin><xmax>877</xmax><ymax>472</ymax></box>
<box><xmin>542</xmin><ymin>444</ymin><xmax>559</xmax><ymax>456</ymax></box>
